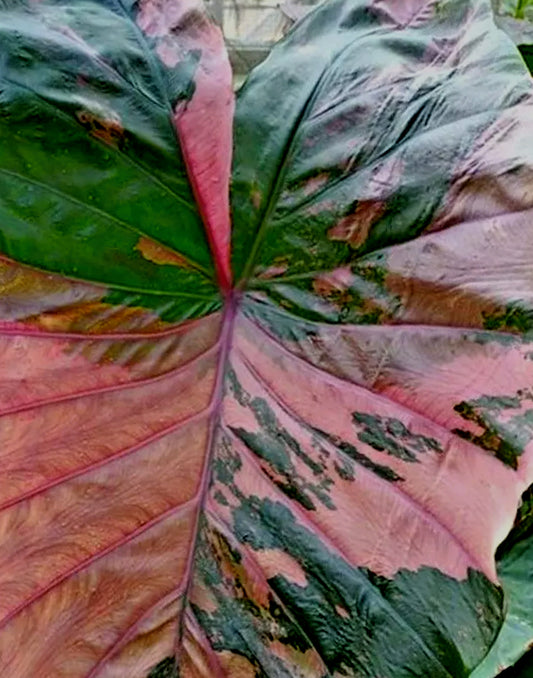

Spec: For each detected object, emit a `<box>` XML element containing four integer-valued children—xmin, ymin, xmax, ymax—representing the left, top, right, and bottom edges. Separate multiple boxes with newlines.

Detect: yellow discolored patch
<box><xmin>135</xmin><ymin>237</ymin><xmax>192</xmax><ymax>269</ymax></box>
<box><xmin>29</xmin><ymin>300</ymin><xmax>169</xmax><ymax>335</ymax></box>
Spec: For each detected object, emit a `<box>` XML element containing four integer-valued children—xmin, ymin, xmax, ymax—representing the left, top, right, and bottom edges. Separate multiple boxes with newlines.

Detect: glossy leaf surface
<box><xmin>0</xmin><ymin>0</ymin><xmax>533</xmax><ymax>676</ymax></box>
<box><xmin>473</xmin><ymin>486</ymin><xmax>533</xmax><ymax>677</ymax></box>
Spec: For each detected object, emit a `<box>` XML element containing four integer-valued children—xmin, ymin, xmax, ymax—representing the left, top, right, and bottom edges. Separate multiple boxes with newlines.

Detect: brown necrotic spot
<box><xmin>312</xmin><ymin>267</ymin><xmax>353</xmax><ymax>305</ymax></box>
<box><xmin>76</xmin><ymin>109</ymin><xmax>124</xmax><ymax>148</ymax></box>
<box><xmin>251</xmin><ymin>188</ymin><xmax>262</xmax><ymax>210</ymax></box>
<box><xmin>328</xmin><ymin>200</ymin><xmax>386</xmax><ymax>248</ymax></box>
<box><xmin>31</xmin><ymin>299</ymin><xmax>168</xmax><ymax>334</ymax></box>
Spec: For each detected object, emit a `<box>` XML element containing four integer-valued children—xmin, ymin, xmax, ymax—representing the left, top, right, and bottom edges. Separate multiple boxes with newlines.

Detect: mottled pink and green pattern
<box><xmin>0</xmin><ymin>0</ymin><xmax>532</xmax><ymax>676</ymax></box>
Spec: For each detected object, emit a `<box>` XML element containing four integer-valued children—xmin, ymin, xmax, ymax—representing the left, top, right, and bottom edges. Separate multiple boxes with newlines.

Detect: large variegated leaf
<box><xmin>0</xmin><ymin>0</ymin><xmax>232</xmax><ymax>674</ymax></box>
<box><xmin>1</xmin><ymin>0</ymin><xmax>533</xmax><ymax>676</ymax></box>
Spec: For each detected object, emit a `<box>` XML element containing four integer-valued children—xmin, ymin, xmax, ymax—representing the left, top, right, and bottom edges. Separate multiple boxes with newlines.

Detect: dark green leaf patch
<box><xmin>453</xmin><ymin>392</ymin><xmax>533</xmax><ymax>469</ymax></box>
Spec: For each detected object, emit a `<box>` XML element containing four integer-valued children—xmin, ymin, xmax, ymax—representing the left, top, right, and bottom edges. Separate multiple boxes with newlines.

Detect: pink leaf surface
<box><xmin>0</xmin><ymin>0</ymin><xmax>533</xmax><ymax>676</ymax></box>
<box><xmin>138</xmin><ymin>0</ymin><xmax>234</xmax><ymax>290</ymax></box>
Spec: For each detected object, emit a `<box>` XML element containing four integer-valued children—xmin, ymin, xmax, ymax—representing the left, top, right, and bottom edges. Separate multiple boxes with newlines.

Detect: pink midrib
<box><xmin>173</xmin><ymin>60</ymin><xmax>234</xmax><ymax>292</ymax></box>
<box><xmin>174</xmin><ymin>290</ymin><xmax>238</xmax><ymax>660</ymax></box>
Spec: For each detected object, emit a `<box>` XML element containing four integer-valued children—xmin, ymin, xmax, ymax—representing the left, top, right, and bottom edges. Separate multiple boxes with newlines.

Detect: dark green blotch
<box><xmin>227</xmin><ymin>371</ymin><xmax>338</xmax><ymax>510</ymax></box>
<box><xmin>243</xmin><ymin>295</ymin><xmax>320</xmax><ymax>343</ymax></box>
<box><xmin>453</xmin><ymin>393</ymin><xmax>533</xmax><ymax>469</ymax></box>
<box><xmin>213</xmin><ymin>489</ymin><xmax>229</xmax><ymax>507</ymax></box>
<box><xmin>334</xmin><ymin>458</ymin><xmax>356</xmax><ymax>481</ymax></box>
<box><xmin>249</xmin><ymin>397</ymin><xmax>323</xmax><ymax>474</ymax></box>
<box><xmin>226</xmin><ymin>366</ymin><xmax>249</xmax><ymax>405</ymax></box>
<box><xmin>228</xmin><ymin>496</ymin><xmax>502</xmax><ymax>677</ymax></box>
<box><xmin>471</xmin><ymin>330</ymin><xmax>520</xmax><ymax>347</ymax></box>
<box><xmin>252</xmin><ymin>258</ymin><xmax>400</xmax><ymax>326</ymax></box>
<box><xmin>146</xmin><ymin>656</ymin><xmax>177</xmax><ymax>678</ymax></box>
<box><xmin>313</xmin><ymin>427</ymin><xmax>402</xmax><ymax>482</ymax></box>
<box><xmin>191</xmin><ymin>521</ymin><xmax>315</xmax><ymax>678</ymax></box>
<box><xmin>470</xmin><ymin>395</ymin><xmax>522</xmax><ymax>410</ymax></box>
<box><xmin>230</xmin><ymin>366</ymin><xmax>402</xmax><ymax>485</ymax></box>
<box><xmin>353</xmin><ymin>412</ymin><xmax>443</xmax><ymax>463</ymax></box>
<box><xmin>230</xmin><ymin>426</ymin><xmax>318</xmax><ymax>511</ymax></box>
<box><xmin>213</xmin><ymin>436</ymin><xmax>243</xmax><ymax>486</ymax></box>
<box><xmin>168</xmin><ymin>49</ymin><xmax>200</xmax><ymax>106</ymax></box>
<box><xmin>483</xmin><ymin>303</ymin><xmax>533</xmax><ymax>335</ymax></box>
<box><xmin>519</xmin><ymin>44</ymin><xmax>533</xmax><ymax>75</ymax></box>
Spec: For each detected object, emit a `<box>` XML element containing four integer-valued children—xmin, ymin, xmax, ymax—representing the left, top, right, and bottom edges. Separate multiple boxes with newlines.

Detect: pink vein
<box><xmin>243</xmin><ymin>297</ymin><xmax>525</xmax><ymax>340</ymax></box>
<box><xmin>204</xmin><ymin>504</ymin><xmax>331</xmax><ymax>678</ymax></box>
<box><xmin>0</xmin><ymin>405</ymin><xmax>211</xmax><ymax>514</ymax></box>
<box><xmin>85</xmin><ymin>586</ymin><xmax>185</xmax><ymax>678</ymax></box>
<box><xmin>0</xmin><ymin>310</ymin><xmax>229</xmax><ymax>631</ymax></box>
<box><xmin>221</xmin><ymin>422</ymin><xmax>392</xmax><ymax>575</ymax></box>
<box><xmin>0</xmin><ymin>338</ymin><xmax>220</xmax><ymax>419</ymax></box>
<box><xmin>233</xmin><ymin>347</ymin><xmax>488</xmax><ymax>577</ymax></box>
<box><xmin>205</xmin><ymin>455</ymin><xmax>453</xmax><ymax>677</ymax></box>
<box><xmin>0</xmin><ymin>312</ymin><xmax>217</xmax><ymax>341</ymax></box>
<box><xmin>174</xmin><ymin>291</ymin><xmax>238</xmax><ymax>658</ymax></box>
<box><xmin>243</xmin><ymin>311</ymin><xmax>511</xmax><ymax>468</ymax></box>
<box><xmin>182</xmin><ymin>608</ymin><xmax>228</xmax><ymax>678</ymax></box>
<box><xmin>0</xmin><ymin>497</ymin><xmax>198</xmax><ymax>631</ymax></box>
<box><xmin>0</xmin><ymin>250</ymin><xmax>220</xmax><ymax>342</ymax></box>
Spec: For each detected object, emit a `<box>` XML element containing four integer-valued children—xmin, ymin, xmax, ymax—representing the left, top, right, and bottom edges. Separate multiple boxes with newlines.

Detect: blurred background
<box><xmin>203</xmin><ymin>0</ymin><xmax>533</xmax><ymax>87</ymax></box>
<box><xmin>205</xmin><ymin>0</ymin><xmax>317</xmax><ymax>86</ymax></box>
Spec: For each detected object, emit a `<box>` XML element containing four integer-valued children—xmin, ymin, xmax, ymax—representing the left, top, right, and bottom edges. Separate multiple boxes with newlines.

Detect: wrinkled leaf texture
<box><xmin>0</xmin><ymin>0</ymin><xmax>532</xmax><ymax>676</ymax></box>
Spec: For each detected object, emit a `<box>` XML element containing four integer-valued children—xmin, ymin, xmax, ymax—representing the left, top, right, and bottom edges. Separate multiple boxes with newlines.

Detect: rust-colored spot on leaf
<box><xmin>135</xmin><ymin>237</ymin><xmax>192</xmax><ymax>269</ymax></box>
<box><xmin>0</xmin><ymin>257</ymin><xmax>177</xmax><ymax>337</ymax></box>
<box><xmin>251</xmin><ymin>189</ymin><xmax>262</xmax><ymax>209</ymax></box>
<box><xmin>335</xmin><ymin>605</ymin><xmax>350</xmax><ymax>619</ymax></box>
<box><xmin>218</xmin><ymin>652</ymin><xmax>256</xmax><ymax>678</ymax></box>
<box><xmin>28</xmin><ymin>300</ymin><xmax>169</xmax><ymax>335</ymax></box>
<box><xmin>328</xmin><ymin>200</ymin><xmax>386</xmax><ymax>248</ymax></box>
<box><xmin>76</xmin><ymin>109</ymin><xmax>124</xmax><ymax>148</ymax></box>
<box><xmin>313</xmin><ymin>267</ymin><xmax>353</xmax><ymax>299</ymax></box>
